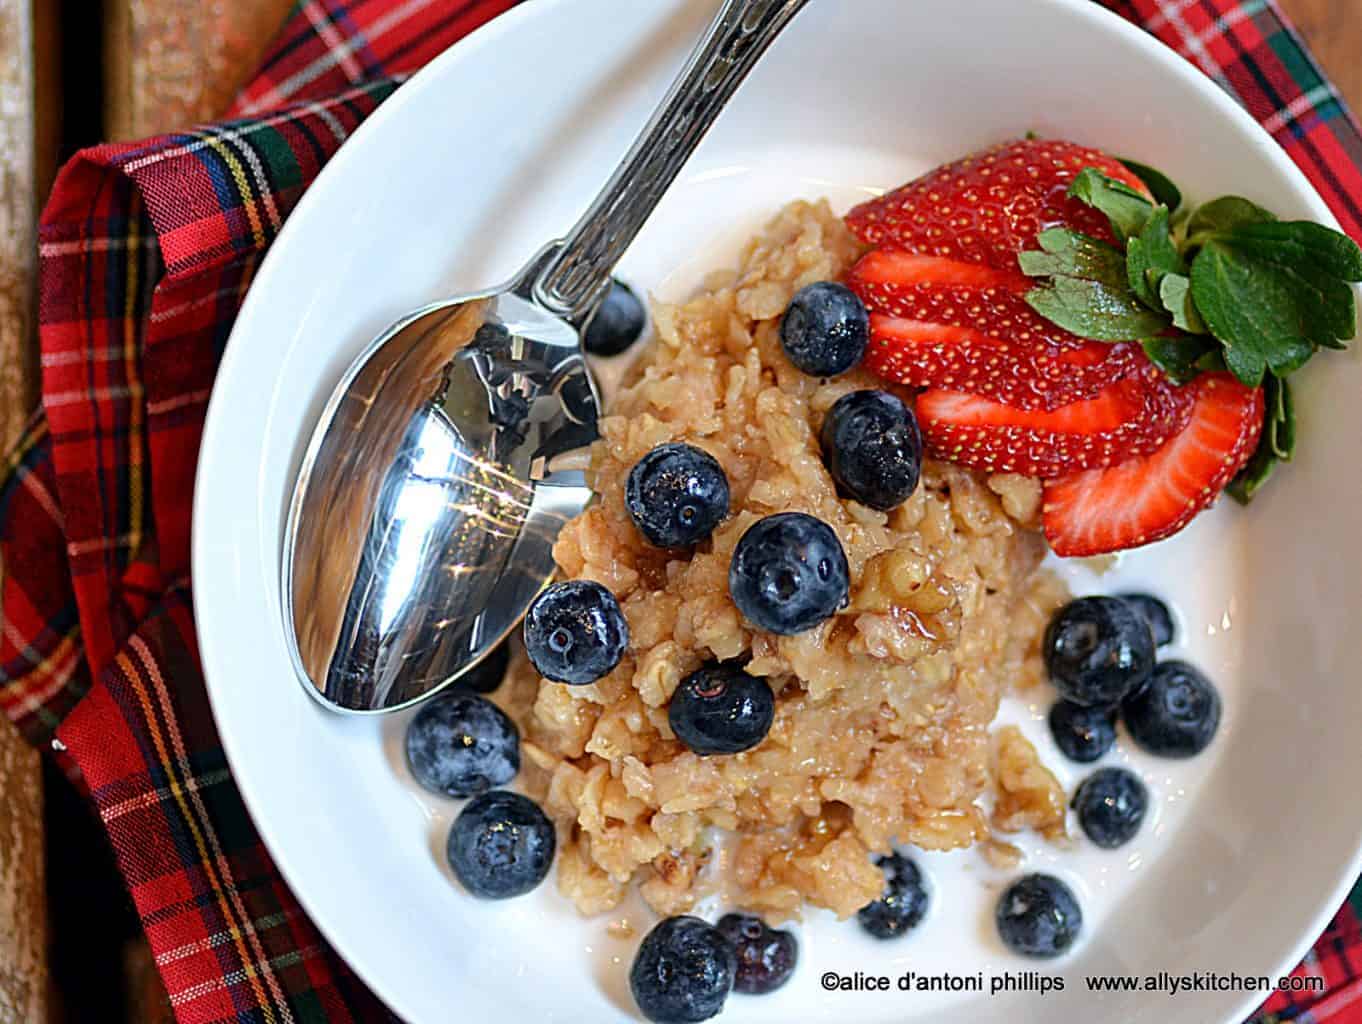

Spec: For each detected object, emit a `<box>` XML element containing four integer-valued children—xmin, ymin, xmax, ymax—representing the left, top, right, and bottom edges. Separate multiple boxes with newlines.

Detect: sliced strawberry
<box><xmin>850</xmin><ymin>249</ymin><xmax>1032</xmax><ymax>293</ymax></box>
<box><xmin>915</xmin><ymin>365</ymin><xmax>1195</xmax><ymax>478</ymax></box>
<box><xmin>850</xmin><ymin>250</ymin><xmax>1074</xmax><ymax>347</ymax></box>
<box><xmin>866</xmin><ymin>317</ymin><xmax>1141</xmax><ymax>412</ymax></box>
<box><xmin>848</xmin><ymin>249</ymin><xmax>1140</xmax><ymax>410</ymax></box>
<box><xmin>846</xmin><ymin>138</ymin><xmax>1150</xmax><ymax>270</ymax></box>
<box><xmin>1042</xmin><ymin>374</ymin><xmax>1264</xmax><ymax>556</ymax></box>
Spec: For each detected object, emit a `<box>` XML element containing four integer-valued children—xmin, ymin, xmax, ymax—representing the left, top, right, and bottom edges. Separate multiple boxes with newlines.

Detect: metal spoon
<box><xmin>283</xmin><ymin>0</ymin><xmax>810</xmax><ymax>712</ymax></box>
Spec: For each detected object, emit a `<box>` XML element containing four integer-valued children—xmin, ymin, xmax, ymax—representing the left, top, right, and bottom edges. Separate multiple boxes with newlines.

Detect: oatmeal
<box><xmin>493</xmin><ymin>200</ymin><xmax>1069</xmax><ymax>922</ymax></box>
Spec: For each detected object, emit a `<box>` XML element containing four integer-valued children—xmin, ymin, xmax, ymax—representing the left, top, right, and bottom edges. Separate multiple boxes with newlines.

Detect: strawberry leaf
<box><xmin>1119</xmin><ymin>159</ymin><xmax>1183</xmax><ymax>213</ymax></box>
<box><xmin>1158</xmin><ymin>274</ymin><xmax>1208</xmax><ymax>334</ymax></box>
<box><xmin>1023</xmin><ymin>164</ymin><xmax>1357</xmax><ymax>508</ymax></box>
<box><xmin>1020</xmin><ymin>224</ymin><xmax>1171</xmax><ymax>341</ymax></box>
<box><xmin>1273</xmin><ymin>375</ymin><xmax>1296</xmax><ymax>460</ymax></box>
<box><xmin>1220</xmin><ymin>340</ymin><xmax>1269</xmax><ymax>388</ymax></box>
<box><xmin>1126</xmin><ymin>207</ymin><xmax>1184</xmax><ymax>309</ymax></box>
<box><xmin>1126</xmin><ymin>236</ymin><xmax>1155</xmax><ymax>307</ymax></box>
<box><xmin>1025</xmin><ymin>277</ymin><xmax>1171</xmax><ymax>341</ymax></box>
<box><xmin>1225</xmin><ymin>221</ymin><xmax>1362</xmax><ymax>282</ymax></box>
<box><xmin>1142</xmin><ymin>335</ymin><xmax>1215</xmax><ymax>384</ymax></box>
<box><xmin>1227</xmin><ymin>375</ymin><xmax>1294</xmax><ymax>504</ymax></box>
<box><xmin>1266</xmin><ymin>338</ymin><xmax>1315</xmax><ymax>376</ymax></box>
<box><xmin>1018</xmin><ymin>228</ymin><xmax>1128</xmax><ymax>286</ymax></box>
<box><xmin>1068</xmin><ymin>168</ymin><xmax>1154</xmax><ymax>242</ymax></box>
<box><xmin>1196</xmin><ymin>348</ymin><xmax>1229</xmax><ymax>373</ymax></box>
<box><xmin>1189</xmin><ymin>235</ymin><xmax>1357</xmax><ymax>386</ymax></box>
<box><xmin>1185</xmin><ymin>196</ymin><xmax>1277</xmax><ymax>249</ymax></box>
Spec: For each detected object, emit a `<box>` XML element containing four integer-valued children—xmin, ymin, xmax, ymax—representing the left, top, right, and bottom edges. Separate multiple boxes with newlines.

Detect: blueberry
<box><xmin>995</xmin><ymin>873</ymin><xmax>1083</xmax><ymax>959</ymax></box>
<box><xmin>779</xmin><ymin>282</ymin><xmax>869</xmax><ymax>377</ymax></box>
<box><xmin>630</xmin><ymin>916</ymin><xmax>737</xmax><ymax>1024</ymax></box>
<box><xmin>584</xmin><ymin>279</ymin><xmax>647</xmax><ymax>357</ymax></box>
<box><xmin>446</xmin><ymin>791</ymin><xmax>555</xmax><ymax>899</ymax></box>
<box><xmin>626</xmin><ymin>443</ymin><xmax>730</xmax><ymax>549</ymax></box>
<box><xmin>1121</xmin><ymin>660</ymin><xmax>1221</xmax><ymax>758</ymax></box>
<box><xmin>669</xmin><ymin>664</ymin><xmax>775</xmax><ymax>756</ymax></box>
<box><xmin>819</xmin><ymin>390</ymin><xmax>923</xmax><ymax>511</ymax></box>
<box><xmin>715</xmin><ymin>913</ymin><xmax>798</xmax><ymax>995</ymax></box>
<box><xmin>729</xmin><ymin>513</ymin><xmax>849</xmax><ymax>635</ymax></box>
<box><xmin>1118</xmin><ymin>592</ymin><xmax>1176</xmax><ymax>647</ymax></box>
<box><xmin>524</xmin><ymin>580</ymin><xmax>629</xmax><ymax>686</ymax></box>
<box><xmin>1047</xmin><ymin>700</ymin><xmax>1117</xmax><ymax>764</ymax></box>
<box><xmin>857</xmin><ymin>852</ymin><xmax>930</xmax><ymax>940</ymax></box>
<box><xmin>405</xmin><ymin>692</ymin><xmax>519</xmax><ymax>798</ymax></box>
<box><xmin>453</xmin><ymin>641</ymin><xmax>510</xmax><ymax>694</ymax></box>
<box><xmin>1072</xmin><ymin>767</ymin><xmax>1148</xmax><ymax>849</ymax></box>
<box><xmin>1044</xmin><ymin>596</ymin><xmax>1155</xmax><ymax>708</ymax></box>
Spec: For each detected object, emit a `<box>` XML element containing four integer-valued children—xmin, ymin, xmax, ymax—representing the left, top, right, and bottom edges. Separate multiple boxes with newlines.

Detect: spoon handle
<box><xmin>522</xmin><ymin>0</ymin><xmax>811</xmax><ymax>327</ymax></box>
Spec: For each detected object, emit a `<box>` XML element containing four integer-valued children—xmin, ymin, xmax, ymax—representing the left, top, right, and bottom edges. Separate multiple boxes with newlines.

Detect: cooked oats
<box><xmin>493</xmin><ymin>200</ymin><xmax>1069</xmax><ymax>921</ymax></box>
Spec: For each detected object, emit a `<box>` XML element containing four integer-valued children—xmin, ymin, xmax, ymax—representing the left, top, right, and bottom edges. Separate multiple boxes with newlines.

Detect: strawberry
<box><xmin>915</xmin><ymin>364</ymin><xmax>1195</xmax><ymax>478</ymax></box>
<box><xmin>1041</xmin><ymin>374</ymin><xmax>1264</xmax><ymax>557</ymax></box>
<box><xmin>844</xmin><ymin>140</ymin><xmax>1151</xmax><ymax>412</ymax></box>
<box><xmin>845</xmin><ymin>138</ymin><xmax>1149</xmax><ymax>269</ymax></box>
<box><xmin>849</xmin><ymin>249</ymin><xmax>1140</xmax><ymax>410</ymax></box>
<box><xmin>865</xmin><ymin>315</ymin><xmax>1140</xmax><ymax>411</ymax></box>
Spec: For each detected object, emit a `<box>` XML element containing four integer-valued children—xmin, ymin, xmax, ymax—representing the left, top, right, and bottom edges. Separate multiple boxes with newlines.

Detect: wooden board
<box><xmin>0</xmin><ymin>0</ymin><xmax>40</xmax><ymax>444</ymax></box>
<box><xmin>0</xmin><ymin>0</ymin><xmax>49</xmax><ymax>1019</ymax></box>
<box><xmin>0</xmin><ymin>731</ymin><xmax>43</xmax><ymax>1024</ymax></box>
<box><xmin>105</xmin><ymin>0</ymin><xmax>296</xmax><ymax>139</ymax></box>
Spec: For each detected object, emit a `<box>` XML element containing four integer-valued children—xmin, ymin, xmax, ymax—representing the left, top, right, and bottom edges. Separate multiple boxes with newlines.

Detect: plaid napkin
<box><xmin>1</xmin><ymin>0</ymin><xmax>1359</xmax><ymax>1020</ymax></box>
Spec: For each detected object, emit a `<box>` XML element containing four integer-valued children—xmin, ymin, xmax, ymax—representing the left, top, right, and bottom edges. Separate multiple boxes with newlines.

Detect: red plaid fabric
<box><xmin>1109</xmin><ymin>0</ymin><xmax>1362</xmax><ymax>242</ymax></box>
<box><xmin>7</xmin><ymin>4</ymin><xmax>519</xmax><ymax>1020</ymax></box>
<box><xmin>0</xmin><ymin>1</ymin><xmax>1359</xmax><ymax>1021</ymax></box>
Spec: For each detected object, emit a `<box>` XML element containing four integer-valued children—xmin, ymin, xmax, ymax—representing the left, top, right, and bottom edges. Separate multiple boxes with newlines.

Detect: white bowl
<box><xmin>193</xmin><ymin>0</ymin><xmax>1362</xmax><ymax>1020</ymax></box>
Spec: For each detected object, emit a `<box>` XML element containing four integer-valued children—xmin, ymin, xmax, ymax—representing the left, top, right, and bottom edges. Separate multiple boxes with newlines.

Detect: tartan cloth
<box><xmin>0</xmin><ymin>0</ymin><xmax>1359</xmax><ymax>1020</ymax></box>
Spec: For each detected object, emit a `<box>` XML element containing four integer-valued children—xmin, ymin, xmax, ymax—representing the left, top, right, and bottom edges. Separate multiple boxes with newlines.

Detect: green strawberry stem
<box><xmin>1019</xmin><ymin>165</ymin><xmax>1362</xmax><ymax>503</ymax></box>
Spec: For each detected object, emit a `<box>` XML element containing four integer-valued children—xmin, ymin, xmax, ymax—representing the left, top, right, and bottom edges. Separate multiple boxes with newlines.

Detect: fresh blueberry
<box><xmin>819</xmin><ymin>390</ymin><xmax>923</xmax><ymax>511</ymax></box>
<box><xmin>779</xmin><ymin>281</ymin><xmax>869</xmax><ymax>377</ymax></box>
<box><xmin>630</xmin><ymin>916</ymin><xmax>737</xmax><ymax>1024</ymax></box>
<box><xmin>1044</xmin><ymin>596</ymin><xmax>1155</xmax><ymax>708</ymax></box>
<box><xmin>1047</xmin><ymin>700</ymin><xmax>1117</xmax><ymax>764</ymax></box>
<box><xmin>715</xmin><ymin>913</ymin><xmax>798</xmax><ymax>995</ymax></box>
<box><xmin>405</xmin><ymin>692</ymin><xmax>519</xmax><ymax>798</ymax></box>
<box><xmin>669</xmin><ymin>664</ymin><xmax>775</xmax><ymax>756</ymax></box>
<box><xmin>1118</xmin><ymin>592</ymin><xmax>1176</xmax><ymax>647</ymax></box>
<box><xmin>446</xmin><ymin>790</ymin><xmax>555</xmax><ymax>900</ymax></box>
<box><xmin>1121</xmin><ymin>660</ymin><xmax>1221</xmax><ymax>758</ymax></box>
<box><xmin>584</xmin><ymin>279</ymin><xmax>647</xmax><ymax>357</ymax></box>
<box><xmin>1072</xmin><ymin>767</ymin><xmax>1148</xmax><ymax>849</ymax></box>
<box><xmin>857</xmin><ymin>852</ymin><xmax>930</xmax><ymax>940</ymax></box>
<box><xmin>626</xmin><ymin>443</ymin><xmax>731</xmax><ymax>549</ymax></box>
<box><xmin>995</xmin><ymin>873</ymin><xmax>1083</xmax><ymax>959</ymax></box>
<box><xmin>524</xmin><ymin>580</ymin><xmax>629</xmax><ymax>686</ymax></box>
<box><xmin>729</xmin><ymin>513</ymin><xmax>849</xmax><ymax>635</ymax></box>
<box><xmin>453</xmin><ymin>641</ymin><xmax>510</xmax><ymax>694</ymax></box>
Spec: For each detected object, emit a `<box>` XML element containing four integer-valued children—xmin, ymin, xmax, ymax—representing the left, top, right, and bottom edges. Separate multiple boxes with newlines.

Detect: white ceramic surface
<box><xmin>192</xmin><ymin>1</ymin><xmax>1362</xmax><ymax>1021</ymax></box>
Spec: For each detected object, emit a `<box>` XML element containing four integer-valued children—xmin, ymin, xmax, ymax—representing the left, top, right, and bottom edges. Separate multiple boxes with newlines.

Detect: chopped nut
<box><xmin>992</xmin><ymin>726</ymin><xmax>1068</xmax><ymax>840</ymax></box>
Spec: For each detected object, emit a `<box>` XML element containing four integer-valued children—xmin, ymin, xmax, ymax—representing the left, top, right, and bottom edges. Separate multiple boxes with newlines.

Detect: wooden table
<box><xmin>0</xmin><ymin>0</ymin><xmax>52</xmax><ymax>1019</ymax></box>
<box><xmin>0</xmin><ymin>1</ymin><xmax>1358</xmax><ymax>1021</ymax></box>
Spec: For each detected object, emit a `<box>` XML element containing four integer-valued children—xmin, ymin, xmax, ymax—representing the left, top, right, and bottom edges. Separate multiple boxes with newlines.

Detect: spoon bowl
<box><xmin>284</xmin><ymin>273</ymin><xmax>598</xmax><ymax>712</ymax></box>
